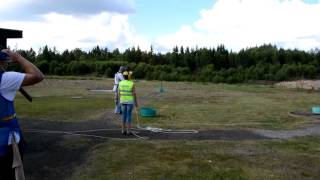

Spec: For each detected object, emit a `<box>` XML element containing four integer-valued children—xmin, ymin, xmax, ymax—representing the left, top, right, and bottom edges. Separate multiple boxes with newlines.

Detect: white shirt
<box><xmin>113</xmin><ymin>72</ymin><xmax>124</xmax><ymax>92</ymax></box>
<box><xmin>0</xmin><ymin>72</ymin><xmax>25</xmax><ymax>101</ymax></box>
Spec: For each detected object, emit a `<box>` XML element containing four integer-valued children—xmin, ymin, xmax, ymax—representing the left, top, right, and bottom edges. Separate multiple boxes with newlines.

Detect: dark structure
<box><xmin>0</xmin><ymin>28</ymin><xmax>32</xmax><ymax>102</ymax></box>
<box><xmin>0</xmin><ymin>28</ymin><xmax>23</xmax><ymax>49</ymax></box>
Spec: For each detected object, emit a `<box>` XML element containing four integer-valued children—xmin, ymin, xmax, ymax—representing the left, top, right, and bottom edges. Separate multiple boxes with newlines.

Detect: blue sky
<box><xmin>1</xmin><ymin>0</ymin><xmax>320</xmax><ymax>52</ymax></box>
<box><xmin>129</xmin><ymin>0</ymin><xmax>214</xmax><ymax>39</ymax></box>
<box><xmin>304</xmin><ymin>0</ymin><xmax>319</xmax><ymax>3</ymax></box>
<box><xmin>130</xmin><ymin>0</ymin><xmax>319</xmax><ymax>40</ymax></box>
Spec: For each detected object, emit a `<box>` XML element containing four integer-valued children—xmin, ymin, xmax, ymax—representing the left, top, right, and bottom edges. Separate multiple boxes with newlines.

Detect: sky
<box><xmin>1</xmin><ymin>0</ymin><xmax>320</xmax><ymax>53</ymax></box>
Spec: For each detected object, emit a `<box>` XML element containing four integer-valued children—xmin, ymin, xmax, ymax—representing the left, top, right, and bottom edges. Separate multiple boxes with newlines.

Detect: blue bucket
<box><xmin>312</xmin><ymin>107</ymin><xmax>320</xmax><ymax>114</ymax></box>
<box><xmin>139</xmin><ymin>107</ymin><xmax>157</xmax><ymax>117</ymax></box>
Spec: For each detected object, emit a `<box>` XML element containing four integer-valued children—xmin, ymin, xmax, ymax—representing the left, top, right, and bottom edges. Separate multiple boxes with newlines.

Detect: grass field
<box><xmin>18</xmin><ymin>76</ymin><xmax>320</xmax><ymax>129</ymax></box>
<box><xmin>16</xmin><ymin>76</ymin><xmax>320</xmax><ymax>179</ymax></box>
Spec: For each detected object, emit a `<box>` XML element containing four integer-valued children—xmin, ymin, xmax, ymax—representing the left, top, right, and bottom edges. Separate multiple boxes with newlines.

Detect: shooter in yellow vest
<box><xmin>118</xmin><ymin>71</ymin><xmax>138</xmax><ymax>135</ymax></box>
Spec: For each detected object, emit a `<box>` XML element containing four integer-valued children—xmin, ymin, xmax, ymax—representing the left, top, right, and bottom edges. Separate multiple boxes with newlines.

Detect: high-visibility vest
<box><xmin>0</xmin><ymin>72</ymin><xmax>22</xmax><ymax>156</ymax></box>
<box><xmin>119</xmin><ymin>80</ymin><xmax>134</xmax><ymax>103</ymax></box>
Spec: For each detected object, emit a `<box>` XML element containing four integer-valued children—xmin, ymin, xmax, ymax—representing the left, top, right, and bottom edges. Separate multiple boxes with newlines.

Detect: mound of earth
<box><xmin>275</xmin><ymin>80</ymin><xmax>320</xmax><ymax>90</ymax></box>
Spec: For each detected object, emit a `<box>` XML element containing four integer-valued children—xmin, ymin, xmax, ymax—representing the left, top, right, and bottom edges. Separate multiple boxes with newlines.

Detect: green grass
<box><xmin>137</xmin><ymin>82</ymin><xmax>320</xmax><ymax>130</ymax></box>
<box><xmin>15</xmin><ymin>78</ymin><xmax>114</xmax><ymax>121</ymax></box>
<box><xmin>15</xmin><ymin>95</ymin><xmax>112</xmax><ymax>121</ymax></box>
<box><xmin>14</xmin><ymin>77</ymin><xmax>320</xmax><ymax>179</ymax></box>
<box><xmin>15</xmin><ymin>78</ymin><xmax>320</xmax><ymax>127</ymax></box>
<box><xmin>70</xmin><ymin>137</ymin><xmax>320</xmax><ymax>180</ymax></box>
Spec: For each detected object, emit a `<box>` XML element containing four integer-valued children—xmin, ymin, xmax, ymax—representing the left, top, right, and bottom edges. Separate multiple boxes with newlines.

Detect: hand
<box><xmin>2</xmin><ymin>49</ymin><xmax>44</xmax><ymax>86</ymax></box>
<box><xmin>1</xmin><ymin>49</ymin><xmax>23</xmax><ymax>63</ymax></box>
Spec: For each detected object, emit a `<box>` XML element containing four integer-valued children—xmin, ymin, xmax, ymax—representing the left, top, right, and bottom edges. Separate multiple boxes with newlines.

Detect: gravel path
<box><xmin>253</xmin><ymin>111</ymin><xmax>320</xmax><ymax>139</ymax></box>
<box><xmin>20</xmin><ymin>111</ymin><xmax>320</xmax><ymax>141</ymax></box>
<box><xmin>252</xmin><ymin>125</ymin><xmax>320</xmax><ymax>139</ymax></box>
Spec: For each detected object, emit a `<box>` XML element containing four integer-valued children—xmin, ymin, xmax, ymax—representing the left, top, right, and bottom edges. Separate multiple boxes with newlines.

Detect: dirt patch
<box><xmin>251</xmin><ymin>111</ymin><xmax>320</xmax><ymax>139</ymax></box>
<box><xmin>289</xmin><ymin>111</ymin><xmax>320</xmax><ymax>119</ymax></box>
<box><xmin>19</xmin><ymin>111</ymin><xmax>268</xmax><ymax>179</ymax></box>
<box><xmin>275</xmin><ymin>80</ymin><xmax>320</xmax><ymax>90</ymax></box>
<box><xmin>18</xmin><ymin>110</ymin><xmax>320</xmax><ymax>179</ymax></box>
<box><xmin>87</xmin><ymin>89</ymin><xmax>113</xmax><ymax>93</ymax></box>
<box><xmin>22</xmin><ymin>131</ymin><xmax>102</xmax><ymax>180</ymax></box>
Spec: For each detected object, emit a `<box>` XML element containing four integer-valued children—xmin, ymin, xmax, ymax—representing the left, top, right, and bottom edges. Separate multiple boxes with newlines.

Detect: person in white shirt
<box><xmin>0</xmin><ymin>49</ymin><xmax>44</xmax><ymax>180</ymax></box>
<box><xmin>113</xmin><ymin>66</ymin><xmax>127</xmax><ymax>114</ymax></box>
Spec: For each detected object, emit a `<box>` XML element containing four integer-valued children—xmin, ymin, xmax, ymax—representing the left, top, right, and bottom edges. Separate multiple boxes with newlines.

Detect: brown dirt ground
<box><xmin>19</xmin><ymin>110</ymin><xmax>320</xmax><ymax>180</ymax></box>
<box><xmin>275</xmin><ymin>80</ymin><xmax>320</xmax><ymax>90</ymax></box>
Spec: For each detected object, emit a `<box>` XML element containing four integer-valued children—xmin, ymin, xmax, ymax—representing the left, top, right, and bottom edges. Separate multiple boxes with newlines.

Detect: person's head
<box><xmin>122</xmin><ymin>71</ymin><xmax>129</xmax><ymax>80</ymax></box>
<box><xmin>0</xmin><ymin>51</ymin><xmax>10</xmax><ymax>71</ymax></box>
<box><xmin>119</xmin><ymin>66</ymin><xmax>128</xmax><ymax>73</ymax></box>
<box><xmin>123</xmin><ymin>71</ymin><xmax>133</xmax><ymax>80</ymax></box>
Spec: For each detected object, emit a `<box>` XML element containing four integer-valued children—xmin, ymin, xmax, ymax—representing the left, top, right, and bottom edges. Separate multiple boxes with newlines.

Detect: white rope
<box><xmin>112</xmin><ymin>112</ymin><xmax>150</xmax><ymax>139</ymax></box>
<box><xmin>71</xmin><ymin>128</ymin><xmax>120</xmax><ymax>133</ymax></box>
<box><xmin>131</xmin><ymin>131</ymin><xmax>149</xmax><ymax>140</ymax></box>
<box><xmin>24</xmin><ymin>107</ymin><xmax>199</xmax><ymax>141</ymax></box>
<box><xmin>24</xmin><ymin>128</ymin><xmax>141</xmax><ymax>141</ymax></box>
<box><xmin>134</xmin><ymin>108</ymin><xmax>199</xmax><ymax>134</ymax></box>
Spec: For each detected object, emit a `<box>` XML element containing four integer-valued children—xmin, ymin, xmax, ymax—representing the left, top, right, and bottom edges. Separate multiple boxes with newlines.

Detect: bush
<box><xmin>36</xmin><ymin>61</ymin><xmax>49</xmax><ymax>74</ymax></box>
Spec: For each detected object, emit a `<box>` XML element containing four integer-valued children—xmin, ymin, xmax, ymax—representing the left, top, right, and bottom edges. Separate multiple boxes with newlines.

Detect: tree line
<box><xmin>10</xmin><ymin>44</ymin><xmax>320</xmax><ymax>83</ymax></box>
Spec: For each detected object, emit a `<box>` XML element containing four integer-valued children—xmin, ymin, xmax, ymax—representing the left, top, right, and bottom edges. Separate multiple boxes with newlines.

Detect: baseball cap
<box><xmin>119</xmin><ymin>66</ymin><xmax>128</xmax><ymax>72</ymax></box>
<box><xmin>0</xmin><ymin>52</ymin><xmax>9</xmax><ymax>61</ymax></box>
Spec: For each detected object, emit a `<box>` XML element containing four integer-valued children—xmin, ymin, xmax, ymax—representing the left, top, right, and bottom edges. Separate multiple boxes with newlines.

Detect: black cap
<box><xmin>0</xmin><ymin>51</ymin><xmax>9</xmax><ymax>61</ymax></box>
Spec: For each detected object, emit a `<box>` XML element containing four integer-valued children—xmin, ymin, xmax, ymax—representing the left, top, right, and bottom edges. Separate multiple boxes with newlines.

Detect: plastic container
<box><xmin>139</xmin><ymin>107</ymin><xmax>157</xmax><ymax>117</ymax></box>
<box><xmin>312</xmin><ymin>107</ymin><xmax>320</xmax><ymax>114</ymax></box>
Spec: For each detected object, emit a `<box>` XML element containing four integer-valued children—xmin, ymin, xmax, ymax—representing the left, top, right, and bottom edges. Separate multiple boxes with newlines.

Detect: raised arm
<box><xmin>2</xmin><ymin>49</ymin><xmax>44</xmax><ymax>86</ymax></box>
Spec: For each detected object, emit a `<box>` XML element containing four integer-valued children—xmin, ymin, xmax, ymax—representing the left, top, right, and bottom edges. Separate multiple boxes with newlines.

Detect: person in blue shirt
<box><xmin>0</xmin><ymin>49</ymin><xmax>44</xmax><ymax>180</ymax></box>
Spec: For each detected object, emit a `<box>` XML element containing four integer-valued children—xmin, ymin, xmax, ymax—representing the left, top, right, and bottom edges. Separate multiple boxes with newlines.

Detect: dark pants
<box><xmin>0</xmin><ymin>147</ymin><xmax>16</xmax><ymax>180</ymax></box>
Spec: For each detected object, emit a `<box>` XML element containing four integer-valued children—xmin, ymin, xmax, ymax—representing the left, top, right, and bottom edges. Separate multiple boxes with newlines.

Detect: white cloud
<box><xmin>155</xmin><ymin>0</ymin><xmax>320</xmax><ymax>52</ymax></box>
<box><xmin>3</xmin><ymin>0</ymin><xmax>320</xmax><ymax>53</ymax></box>
<box><xmin>4</xmin><ymin>12</ymin><xmax>149</xmax><ymax>52</ymax></box>
<box><xmin>154</xmin><ymin>25</ymin><xmax>208</xmax><ymax>52</ymax></box>
<box><xmin>1</xmin><ymin>0</ymin><xmax>148</xmax><ymax>52</ymax></box>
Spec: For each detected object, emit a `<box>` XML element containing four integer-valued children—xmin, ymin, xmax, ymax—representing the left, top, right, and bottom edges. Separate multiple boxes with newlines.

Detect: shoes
<box><xmin>121</xmin><ymin>130</ymin><xmax>133</xmax><ymax>136</ymax></box>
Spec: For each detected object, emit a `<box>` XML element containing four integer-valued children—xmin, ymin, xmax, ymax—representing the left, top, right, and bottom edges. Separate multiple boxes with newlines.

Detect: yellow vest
<box><xmin>119</xmin><ymin>80</ymin><xmax>134</xmax><ymax>103</ymax></box>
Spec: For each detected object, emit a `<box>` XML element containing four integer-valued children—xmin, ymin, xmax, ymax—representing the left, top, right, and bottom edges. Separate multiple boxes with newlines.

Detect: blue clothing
<box><xmin>115</xmin><ymin>102</ymin><xmax>122</xmax><ymax>114</ymax></box>
<box><xmin>121</xmin><ymin>104</ymin><xmax>134</xmax><ymax>124</ymax></box>
<box><xmin>0</xmin><ymin>72</ymin><xmax>23</xmax><ymax>156</ymax></box>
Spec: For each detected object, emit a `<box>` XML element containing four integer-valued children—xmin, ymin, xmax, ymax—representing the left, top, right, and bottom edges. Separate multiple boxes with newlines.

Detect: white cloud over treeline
<box><xmin>155</xmin><ymin>0</ymin><xmax>320</xmax><ymax>52</ymax></box>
